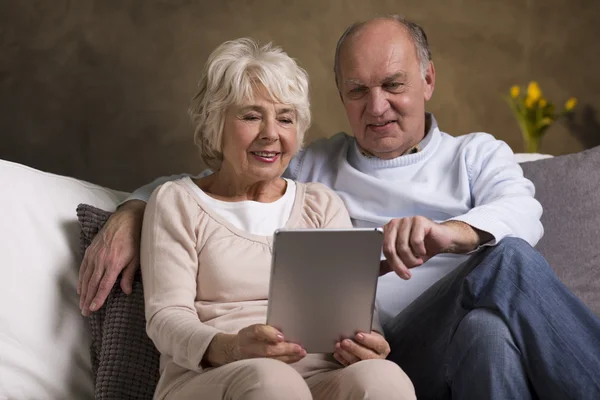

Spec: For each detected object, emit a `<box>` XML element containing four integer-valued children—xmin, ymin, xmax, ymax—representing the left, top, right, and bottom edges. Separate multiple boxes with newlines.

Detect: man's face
<box><xmin>338</xmin><ymin>21</ymin><xmax>435</xmax><ymax>159</ymax></box>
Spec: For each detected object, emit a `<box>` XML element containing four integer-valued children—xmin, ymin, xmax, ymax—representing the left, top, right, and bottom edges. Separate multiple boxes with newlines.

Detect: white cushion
<box><xmin>0</xmin><ymin>159</ymin><xmax>128</xmax><ymax>400</ymax></box>
<box><xmin>514</xmin><ymin>153</ymin><xmax>553</xmax><ymax>163</ymax></box>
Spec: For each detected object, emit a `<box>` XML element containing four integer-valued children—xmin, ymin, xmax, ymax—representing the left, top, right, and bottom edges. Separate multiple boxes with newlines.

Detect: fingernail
<box><xmin>90</xmin><ymin>302</ymin><xmax>97</xmax><ymax>311</ymax></box>
<box><xmin>356</xmin><ymin>333</ymin><xmax>365</xmax><ymax>340</ymax></box>
<box><xmin>276</xmin><ymin>334</ymin><xmax>284</xmax><ymax>341</ymax></box>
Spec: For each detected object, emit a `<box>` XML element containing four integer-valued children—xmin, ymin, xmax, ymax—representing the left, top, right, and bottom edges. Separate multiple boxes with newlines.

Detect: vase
<box><xmin>522</xmin><ymin>134</ymin><xmax>541</xmax><ymax>153</ymax></box>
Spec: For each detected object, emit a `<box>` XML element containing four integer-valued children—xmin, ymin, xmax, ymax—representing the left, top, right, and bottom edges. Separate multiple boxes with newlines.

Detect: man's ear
<box><xmin>423</xmin><ymin>61</ymin><xmax>436</xmax><ymax>101</ymax></box>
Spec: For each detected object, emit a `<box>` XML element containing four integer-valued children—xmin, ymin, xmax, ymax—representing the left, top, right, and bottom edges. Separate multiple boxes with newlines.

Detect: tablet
<box><xmin>266</xmin><ymin>228</ymin><xmax>383</xmax><ymax>353</ymax></box>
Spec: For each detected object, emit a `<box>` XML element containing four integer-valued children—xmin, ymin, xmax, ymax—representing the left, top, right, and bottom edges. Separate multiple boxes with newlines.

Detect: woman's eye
<box><xmin>243</xmin><ymin>115</ymin><xmax>260</xmax><ymax>121</ymax></box>
<box><xmin>279</xmin><ymin>118</ymin><xmax>294</xmax><ymax>124</ymax></box>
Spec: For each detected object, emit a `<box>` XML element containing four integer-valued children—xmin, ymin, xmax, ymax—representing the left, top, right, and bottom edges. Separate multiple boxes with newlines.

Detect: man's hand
<box><xmin>204</xmin><ymin>325</ymin><xmax>307</xmax><ymax>367</ymax></box>
<box><xmin>381</xmin><ymin>217</ymin><xmax>492</xmax><ymax>280</ymax></box>
<box><xmin>78</xmin><ymin>200</ymin><xmax>146</xmax><ymax>316</ymax></box>
<box><xmin>333</xmin><ymin>331</ymin><xmax>390</xmax><ymax>366</ymax></box>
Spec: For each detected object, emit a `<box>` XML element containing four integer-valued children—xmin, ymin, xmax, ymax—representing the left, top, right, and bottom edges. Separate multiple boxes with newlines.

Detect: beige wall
<box><xmin>1</xmin><ymin>0</ymin><xmax>599</xmax><ymax>191</ymax></box>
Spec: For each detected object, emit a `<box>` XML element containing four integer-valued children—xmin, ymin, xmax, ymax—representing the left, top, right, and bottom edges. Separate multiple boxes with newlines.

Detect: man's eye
<box><xmin>384</xmin><ymin>82</ymin><xmax>403</xmax><ymax>90</ymax></box>
<box><xmin>244</xmin><ymin>115</ymin><xmax>260</xmax><ymax>121</ymax></box>
<box><xmin>279</xmin><ymin>118</ymin><xmax>294</xmax><ymax>124</ymax></box>
<box><xmin>347</xmin><ymin>87</ymin><xmax>367</xmax><ymax>98</ymax></box>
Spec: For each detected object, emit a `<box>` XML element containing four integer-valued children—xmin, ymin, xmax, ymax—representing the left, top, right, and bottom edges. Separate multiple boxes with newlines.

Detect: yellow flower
<box><xmin>527</xmin><ymin>81</ymin><xmax>542</xmax><ymax>103</ymax></box>
<box><xmin>540</xmin><ymin>117</ymin><xmax>553</xmax><ymax>127</ymax></box>
<box><xmin>510</xmin><ymin>85</ymin><xmax>520</xmax><ymax>98</ymax></box>
<box><xmin>565</xmin><ymin>97</ymin><xmax>577</xmax><ymax>111</ymax></box>
<box><xmin>525</xmin><ymin>97</ymin><xmax>536</xmax><ymax>109</ymax></box>
<box><xmin>539</xmin><ymin>98</ymin><xmax>547</xmax><ymax>108</ymax></box>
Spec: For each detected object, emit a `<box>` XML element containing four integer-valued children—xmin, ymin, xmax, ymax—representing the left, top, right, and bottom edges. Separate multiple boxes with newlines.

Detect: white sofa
<box><xmin>0</xmin><ymin>153</ymin><xmax>565</xmax><ymax>399</ymax></box>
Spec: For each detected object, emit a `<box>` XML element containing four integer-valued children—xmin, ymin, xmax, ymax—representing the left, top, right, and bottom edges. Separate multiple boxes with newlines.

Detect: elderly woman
<box><xmin>140</xmin><ymin>38</ymin><xmax>415</xmax><ymax>400</ymax></box>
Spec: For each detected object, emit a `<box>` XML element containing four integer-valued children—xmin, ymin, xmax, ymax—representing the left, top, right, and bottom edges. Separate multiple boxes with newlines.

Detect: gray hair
<box><xmin>189</xmin><ymin>38</ymin><xmax>311</xmax><ymax>170</ymax></box>
<box><xmin>333</xmin><ymin>15</ymin><xmax>432</xmax><ymax>88</ymax></box>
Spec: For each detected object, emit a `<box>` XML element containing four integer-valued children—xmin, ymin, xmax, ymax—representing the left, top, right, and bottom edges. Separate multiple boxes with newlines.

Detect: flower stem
<box><xmin>523</xmin><ymin>134</ymin><xmax>540</xmax><ymax>153</ymax></box>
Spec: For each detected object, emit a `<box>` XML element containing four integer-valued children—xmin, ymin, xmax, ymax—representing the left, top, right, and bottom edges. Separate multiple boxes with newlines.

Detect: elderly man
<box><xmin>78</xmin><ymin>15</ymin><xmax>600</xmax><ymax>399</ymax></box>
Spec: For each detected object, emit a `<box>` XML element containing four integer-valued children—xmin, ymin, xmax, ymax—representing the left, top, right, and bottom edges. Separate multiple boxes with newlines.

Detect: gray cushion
<box><xmin>77</xmin><ymin>204</ymin><xmax>159</xmax><ymax>400</ymax></box>
<box><xmin>520</xmin><ymin>145</ymin><xmax>600</xmax><ymax>317</ymax></box>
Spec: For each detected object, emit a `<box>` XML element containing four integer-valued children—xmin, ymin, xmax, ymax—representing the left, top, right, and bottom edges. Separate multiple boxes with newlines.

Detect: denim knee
<box><xmin>492</xmin><ymin>237</ymin><xmax>538</xmax><ymax>258</ymax></box>
<box><xmin>485</xmin><ymin>237</ymin><xmax>552</xmax><ymax>279</ymax></box>
<box><xmin>446</xmin><ymin>309</ymin><xmax>532</xmax><ymax>399</ymax></box>
<box><xmin>446</xmin><ymin>309</ymin><xmax>518</xmax><ymax>378</ymax></box>
<box><xmin>454</xmin><ymin>308</ymin><xmax>512</xmax><ymax>342</ymax></box>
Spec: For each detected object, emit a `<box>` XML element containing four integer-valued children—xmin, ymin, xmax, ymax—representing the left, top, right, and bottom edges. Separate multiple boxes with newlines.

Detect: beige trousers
<box><xmin>163</xmin><ymin>358</ymin><xmax>415</xmax><ymax>400</ymax></box>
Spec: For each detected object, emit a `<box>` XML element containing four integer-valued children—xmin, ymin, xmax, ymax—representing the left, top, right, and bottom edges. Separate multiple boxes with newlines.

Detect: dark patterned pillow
<box><xmin>77</xmin><ymin>204</ymin><xmax>160</xmax><ymax>400</ymax></box>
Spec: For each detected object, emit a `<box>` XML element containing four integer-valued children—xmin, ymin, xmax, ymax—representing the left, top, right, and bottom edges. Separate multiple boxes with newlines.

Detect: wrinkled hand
<box><xmin>236</xmin><ymin>324</ymin><xmax>306</xmax><ymax>364</ymax></box>
<box><xmin>333</xmin><ymin>331</ymin><xmax>390</xmax><ymax>366</ymax></box>
<box><xmin>381</xmin><ymin>217</ymin><xmax>488</xmax><ymax>280</ymax></box>
<box><xmin>78</xmin><ymin>200</ymin><xmax>146</xmax><ymax>316</ymax></box>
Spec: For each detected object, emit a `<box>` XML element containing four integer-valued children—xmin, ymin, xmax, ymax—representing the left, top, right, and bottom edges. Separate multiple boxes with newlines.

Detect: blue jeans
<box><xmin>384</xmin><ymin>237</ymin><xmax>600</xmax><ymax>400</ymax></box>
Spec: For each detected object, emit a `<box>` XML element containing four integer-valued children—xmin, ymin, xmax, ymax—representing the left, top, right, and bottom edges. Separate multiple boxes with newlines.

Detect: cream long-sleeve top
<box><xmin>140</xmin><ymin>177</ymin><xmax>381</xmax><ymax>392</ymax></box>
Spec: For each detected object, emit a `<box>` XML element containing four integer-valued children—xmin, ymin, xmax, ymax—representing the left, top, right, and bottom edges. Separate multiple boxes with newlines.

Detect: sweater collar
<box><xmin>348</xmin><ymin>113</ymin><xmax>441</xmax><ymax>171</ymax></box>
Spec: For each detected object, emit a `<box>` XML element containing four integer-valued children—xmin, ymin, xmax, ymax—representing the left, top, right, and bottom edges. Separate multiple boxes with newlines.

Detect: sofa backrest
<box><xmin>521</xmin><ymin>146</ymin><xmax>600</xmax><ymax>318</ymax></box>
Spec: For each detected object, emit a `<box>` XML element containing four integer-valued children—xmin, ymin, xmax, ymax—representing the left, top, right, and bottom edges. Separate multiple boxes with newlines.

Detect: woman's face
<box><xmin>219</xmin><ymin>86</ymin><xmax>299</xmax><ymax>184</ymax></box>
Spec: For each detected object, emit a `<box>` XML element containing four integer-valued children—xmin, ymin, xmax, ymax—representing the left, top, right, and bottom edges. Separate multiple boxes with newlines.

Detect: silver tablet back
<box><xmin>266</xmin><ymin>228</ymin><xmax>383</xmax><ymax>353</ymax></box>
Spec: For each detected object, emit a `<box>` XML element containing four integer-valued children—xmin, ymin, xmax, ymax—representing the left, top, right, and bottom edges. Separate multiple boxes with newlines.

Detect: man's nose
<box><xmin>366</xmin><ymin>89</ymin><xmax>390</xmax><ymax>116</ymax></box>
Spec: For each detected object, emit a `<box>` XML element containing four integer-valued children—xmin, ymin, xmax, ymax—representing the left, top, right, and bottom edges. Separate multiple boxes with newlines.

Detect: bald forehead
<box><xmin>338</xmin><ymin>19</ymin><xmax>418</xmax><ymax>82</ymax></box>
<box><xmin>341</xmin><ymin>19</ymin><xmax>412</xmax><ymax>55</ymax></box>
